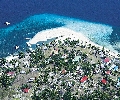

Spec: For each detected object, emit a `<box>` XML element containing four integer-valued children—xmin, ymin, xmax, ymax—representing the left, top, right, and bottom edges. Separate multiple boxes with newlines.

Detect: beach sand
<box><xmin>28</xmin><ymin>27</ymin><xmax>119</xmax><ymax>58</ymax></box>
<box><xmin>6</xmin><ymin>55</ymin><xmax>19</xmax><ymax>62</ymax></box>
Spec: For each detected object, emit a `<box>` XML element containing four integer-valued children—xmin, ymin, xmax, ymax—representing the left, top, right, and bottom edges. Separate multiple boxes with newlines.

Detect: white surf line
<box><xmin>28</xmin><ymin>27</ymin><xmax>119</xmax><ymax>58</ymax></box>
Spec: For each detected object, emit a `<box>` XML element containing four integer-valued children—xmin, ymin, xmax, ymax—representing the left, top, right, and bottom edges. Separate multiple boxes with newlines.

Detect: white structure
<box><xmin>31</xmin><ymin>68</ymin><xmax>38</xmax><ymax>72</ymax></box>
<box><xmin>5</xmin><ymin>22</ymin><xmax>10</xmax><ymax>25</ymax></box>
<box><xmin>24</xmin><ymin>61</ymin><xmax>29</xmax><ymax>67</ymax></box>
<box><xmin>20</xmin><ymin>70</ymin><xmax>26</xmax><ymax>74</ymax></box>
<box><xmin>9</xmin><ymin>64</ymin><xmax>14</xmax><ymax>68</ymax></box>
<box><xmin>101</xmin><ymin>63</ymin><xmax>104</xmax><ymax>68</ymax></box>
<box><xmin>76</xmin><ymin>66</ymin><xmax>80</xmax><ymax>71</ymax></box>
<box><xmin>15</xmin><ymin>45</ymin><xmax>19</xmax><ymax>50</ymax></box>
<box><xmin>27</xmin><ymin>78</ymin><xmax>35</xmax><ymax>83</ymax></box>
<box><xmin>109</xmin><ymin>64</ymin><xmax>116</xmax><ymax>70</ymax></box>
<box><xmin>43</xmin><ymin>46</ymin><xmax>47</xmax><ymax>50</ymax></box>
<box><xmin>15</xmin><ymin>62</ymin><xmax>19</xmax><ymax>67</ymax></box>
<box><xmin>49</xmin><ymin>72</ymin><xmax>55</xmax><ymax>77</ymax></box>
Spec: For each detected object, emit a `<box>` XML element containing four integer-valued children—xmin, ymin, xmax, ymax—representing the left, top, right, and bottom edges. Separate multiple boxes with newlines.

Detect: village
<box><xmin>0</xmin><ymin>37</ymin><xmax>120</xmax><ymax>100</ymax></box>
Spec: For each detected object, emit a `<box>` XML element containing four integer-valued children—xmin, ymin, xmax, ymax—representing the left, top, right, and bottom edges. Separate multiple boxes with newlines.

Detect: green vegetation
<box><xmin>0</xmin><ymin>38</ymin><xmax>119</xmax><ymax>100</ymax></box>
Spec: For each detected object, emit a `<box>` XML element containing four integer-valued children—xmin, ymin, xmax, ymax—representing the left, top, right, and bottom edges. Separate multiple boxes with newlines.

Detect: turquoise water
<box><xmin>0</xmin><ymin>14</ymin><xmax>64</xmax><ymax>57</ymax></box>
<box><xmin>0</xmin><ymin>13</ymin><xmax>119</xmax><ymax>58</ymax></box>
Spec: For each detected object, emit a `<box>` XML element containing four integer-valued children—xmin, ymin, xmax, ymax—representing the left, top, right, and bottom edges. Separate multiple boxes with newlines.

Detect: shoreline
<box><xmin>28</xmin><ymin>27</ymin><xmax>119</xmax><ymax>58</ymax></box>
<box><xmin>1</xmin><ymin>27</ymin><xmax>120</xmax><ymax>100</ymax></box>
<box><xmin>6</xmin><ymin>55</ymin><xmax>19</xmax><ymax>62</ymax></box>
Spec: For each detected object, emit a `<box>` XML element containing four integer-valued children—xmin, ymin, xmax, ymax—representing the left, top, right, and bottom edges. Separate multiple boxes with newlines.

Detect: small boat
<box><xmin>4</xmin><ymin>22</ymin><xmax>10</xmax><ymax>25</ymax></box>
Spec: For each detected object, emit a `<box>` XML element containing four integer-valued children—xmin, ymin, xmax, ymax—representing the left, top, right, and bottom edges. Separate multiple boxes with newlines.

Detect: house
<box><xmin>8</xmin><ymin>64</ymin><xmax>14</xmax><ymax>68</ymax></box>
<box><xmin>7</xmin><ymin>71</ymin><xmax>15</xmax><ymax>77</ymax></box>
<box><xmin>105</xmin><ymin>70</ymin><xmax>111</xmax><ymax>75</ymax></box>
<box><xmin>43</xmin><ymin>46</ymin><xmax>48</xmax><ymax>50</ymax></box>
<box><xmin>61</xmin><ymin>69</ymin><xmax>66</xmax><ymax>75</ymax></box>
<box><xmin>101</xmin><ymin>63</ymin><xmax>105</xmax><ymax>68</ymax></box>
<box><xmin>22</xmin><ymin>88</ymin><xmax>29</xmax><ymax>93</ymax></box>
<box><xmin>109</xmin><ymin>64</ymin><xmax>116</xmax><ymax>70</ymax></box>
<box><xmin>49</xmin><ymin>72</ymin><xmax>55</xmax><ymax>77</ymax></box>
<box><xmin>101</xmin><ymin>79</ymin><xmax>107</xmax><ymax>84</ymax></box>
<box><xmin>15</xmin><ymin>62</ymin><xmax>19</xmax><ymax>67</ymax></box>
<box><xmin>23</xmin><ymin>61</ymin><xmax>29</xmax><ymax>67</ymax></box>
<box><xmin>104</xmin><ymin>57</ymin><xmax>110</xmax><ymax>63</ymax></box>
<box><xmin>27</xmin><ymin>78</ymin><xmax>35</xmax><ymax>83</ymax></box>
<box><xmin>80</xmin><ymin>76</ymin><xmax>88</xmax><ymax>83</ymax></box>
<box><xmin>20</xmin><ymin>70</ymin><xmax>26</xmax><ymax>74</ymax></box>
<box><xmin>113</xmin><ymin>66</ymin><xmax>118</xmax><ymax>71</ymax></box>
<box><xmin>72</xmin><ymin>56</ymin><xmax>81</xmax><ymax>62</ymax></box>
<box><xmin>109</xmin><ymin>64</ymin><xmax>118</xmax><ymax>71</ymax></box>
<box><xmin>76</xmin><ymin>66</ymin><xmax>80</xmax><ymax>71</ymax></box>
<box><xmin>114</xmin><ymin>58</ymin><xmax>120</xmax><ymax>64</ymax></box>
<box><xmin>31</xmin><ymin>68</ymin><xmax>38</xmax><ymax>72</ymax></box>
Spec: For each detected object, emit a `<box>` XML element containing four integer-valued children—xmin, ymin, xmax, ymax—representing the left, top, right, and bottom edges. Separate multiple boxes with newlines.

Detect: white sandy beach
<box><xmin>28</xmin><ymin>27</ymin><xmax>119</xmax><ymax>58</ymax></box>
<box><xmin>28</xmin><ymin>27</ymin><xmax>89</xmax><ymax>44</ymax></box>
<box><xmin>6</xmin><ymin>55</ymin><xmax>19</xmax><ymax>62</ymax></box>
<box><xmin>28</xmin><ymin>27</ymin><xmax>118</xmax><ymax>57</ymax></box>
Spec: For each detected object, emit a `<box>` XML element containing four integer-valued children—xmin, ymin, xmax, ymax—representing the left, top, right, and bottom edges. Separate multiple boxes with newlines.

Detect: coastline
<box><xmin>28</xmin><ymin>27</ymin><xmax>119</xmax><ymax>58</ymax></box>
<box><xmin>1</xmin><ymin>27</ymin><xmax>120</xmax><ymax>100</ymax></box>
<box><xmin>6</xmin><ymin>55</ymin><xmax>19</xmax><ymax>62</ymax></box>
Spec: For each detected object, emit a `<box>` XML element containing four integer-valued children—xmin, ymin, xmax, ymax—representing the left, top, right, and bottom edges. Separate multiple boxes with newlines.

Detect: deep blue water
<box><xmin>0</xmin><ymin>0</ymin><xmax>120</xmax><ymax>28</ymax></box>
<box><xmin>0</xmin><ymin>15</ymin><xmax>64</xmax><ymax>57</ymax></box>
<box><xmin>0</xmin><ymin>0</ymin><xmax>120</xmax><ymax>58</ymax></box>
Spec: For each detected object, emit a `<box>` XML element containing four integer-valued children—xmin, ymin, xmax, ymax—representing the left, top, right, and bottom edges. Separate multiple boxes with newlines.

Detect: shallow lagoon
<box><xmin>0</xmin><ymin>14</ymin><xmax>119</xmax><ymax>58</ymax></box>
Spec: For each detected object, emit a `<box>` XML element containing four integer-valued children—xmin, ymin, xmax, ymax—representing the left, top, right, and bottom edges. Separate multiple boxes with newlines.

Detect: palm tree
<box><xmin>58</xmin><ymin>40</ymin><xmax>62</xmax><ymax>45</ymax></box>
<box><xmin>88</xmin><ymin>44</ymin><xmax>92</xmax><ymax>49</ymax></box>
<box><xmin>31</xmin><ymin>89</ymin><xmax>39</xmax><ymax>100</ymax></box>
<box><xmin>18</xmin><ymin>51</ymin><xmax>25</xmax><ymax>59</ymax></box>
<box><xmin>32</xmin><ymin>88</ymin><xmax>61</xmax><ymax>100</ymax></box>
<box><xmin>0</xmin><ymin>58</ymin><xmax>7</xmax><ymax>66</ymax></box>
<box><xmin>63</xmin><ymin>89</ymin><xmax>71</xmax><ymax>100</ymax></box>
<box><xmin>0</xmin><ymin>73</ymin><xmax>12</xmax><ymax>88</ymax></box>
<box><xmin>21</xmin><ymin>84</ymin><xmax>29</xmax><ymax>90</ymax></box>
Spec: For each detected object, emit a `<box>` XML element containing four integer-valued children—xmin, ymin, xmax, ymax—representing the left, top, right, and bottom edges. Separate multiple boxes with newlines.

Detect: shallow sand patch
<box><xmin>28</xmin><ymin>27</ymin><xmax>119</xmax><ymax>58</ymax></box>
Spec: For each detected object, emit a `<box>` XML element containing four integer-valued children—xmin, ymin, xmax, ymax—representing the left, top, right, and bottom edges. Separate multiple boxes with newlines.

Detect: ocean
<box><xmin>0</xmin><ymin>0</ymin><xmax>120</xmax><ymax>58</ymax></box>
<box><xmin>0</xmin><ymin>0</ymin><xmax>120</xmax><ymax>28</ymax></box>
